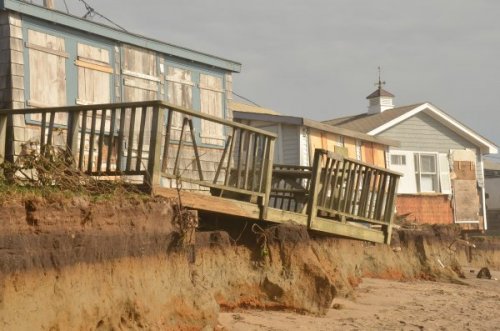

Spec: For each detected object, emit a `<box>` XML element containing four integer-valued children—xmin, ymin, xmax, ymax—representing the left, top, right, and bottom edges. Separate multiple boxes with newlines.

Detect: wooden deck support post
<box><xmin>146</xmin><ymin>104</ymin><xmax>165</xmax><ymax>189</ymax></box>
<box><xmin>261</xmin><ymin>137</ymin><xmax>275</xmax><ymax>219</ymax></box>
<box><xmin>383</xmin><ymin>176</ymin><xmax>399</xmax><ymax>244</ymax></box>
<box><xmin>307</xmin><ymin>149</ymin><xmax>324</xmax><ymax>228</ymax></box>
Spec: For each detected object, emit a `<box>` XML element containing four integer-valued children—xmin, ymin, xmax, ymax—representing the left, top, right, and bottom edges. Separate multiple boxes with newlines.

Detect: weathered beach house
<box><xmin>0</xmin><ymin>0</ymin><xmax>241</xmax><ymax>185</ymax></box>
<box><xmin>230</xmin><ymin>101</ymin><xmax>398</xmax><ymax>168</ymax></box>
<box><xmin>324</xmin><ymin>85</ymin><xmax>498</xmax><ymax>231</ymax></box>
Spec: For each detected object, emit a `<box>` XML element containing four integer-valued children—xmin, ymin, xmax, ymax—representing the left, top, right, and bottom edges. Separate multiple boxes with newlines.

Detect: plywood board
<box><xmin>27</xmin><ymin>29</ymin><xmax>67</xmax><ymax>125</ymax></box>
<box><xmin>200</xmin><ymin>74</ymin><xmax>224</xmax><ymax>145</ymax></box>
<box><xmin>361</xmin><ymin>142</ymin><xmax>374</xmax><ymax>165</ymax></box>
<box><xmin>344</xmin><ymin>137</ymin><xmax>357</xmax><ymax>159</ymax></box>
<box><xmin>453</xmin><ymin>179</ymin><xmax>480</xmax><ymax>223</ymax></box>
<box><xmin>372</xmin><ymin>143</ymin><xmax>386</xmax><ymax>168</ymax></box>
<box><xmin>166</xmin><ymin>67</ymin><xmax>193</xmax><ymax>140</ymax></box>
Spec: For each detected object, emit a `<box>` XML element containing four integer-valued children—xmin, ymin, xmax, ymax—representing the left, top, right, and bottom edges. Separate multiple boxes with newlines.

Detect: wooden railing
<box><xmin>0</xmin><ymin>101</ymin><xmax>277</xmax><ymax>205</ymax></box>
<box><xmin>308</xmin><ymin>149</ymin><xmax>400</xmax><ymax>229</ymax></box>
<box><xmin>0</xmin><ymin>102</ymin><xmax>400</xmax><ymax>243</ymax></box>
<box><xmin>270</xmin><ymin>164</ymin><xmax>312</xmax><ymax>213</ymax></box>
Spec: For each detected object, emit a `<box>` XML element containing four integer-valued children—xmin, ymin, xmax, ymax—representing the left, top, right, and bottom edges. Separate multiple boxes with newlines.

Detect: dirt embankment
<box><xmin>0</xmin><ymin>195</ymin><xmax>498</xmax><ymax>330</ymax></box>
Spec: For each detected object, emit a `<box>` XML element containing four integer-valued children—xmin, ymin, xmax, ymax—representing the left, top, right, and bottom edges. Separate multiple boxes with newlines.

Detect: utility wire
<box><xmin>62</xmin><ymin>0</ymin><xmax>70</xmax><ymax>14</ymax></box>
<box><xmin>76</xmin><ymin>0</ymin><xmax>127</xmax><ymax>32</ymax></box>
<box><xmin>233</xmin><ymin>91</ymin><xmax>261</xmax><ymax>107</ymax></box>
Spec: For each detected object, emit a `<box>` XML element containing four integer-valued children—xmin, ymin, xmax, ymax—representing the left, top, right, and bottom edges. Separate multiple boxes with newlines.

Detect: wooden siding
<box><xmin>379</xmin><ymin>111</ymin><xmax>476</xmax><ymax>153</ymax></box>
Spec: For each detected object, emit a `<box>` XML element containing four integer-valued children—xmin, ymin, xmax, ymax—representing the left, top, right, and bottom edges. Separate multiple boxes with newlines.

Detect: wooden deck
<box><xmin>0</xmin><ymin>100</ymin><xmax>400</xmax><ymax>244</ymax></box>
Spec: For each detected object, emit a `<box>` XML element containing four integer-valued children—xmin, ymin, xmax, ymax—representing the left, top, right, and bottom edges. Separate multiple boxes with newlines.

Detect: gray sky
<box><xmin>57</xmin><ymin>0</ymin><xmax>500</xmax><ymax>155</ymax></box>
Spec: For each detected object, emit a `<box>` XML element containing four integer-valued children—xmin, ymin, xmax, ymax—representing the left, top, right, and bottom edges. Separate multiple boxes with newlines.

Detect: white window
<box><xmin>389</xmin><ymin>151</ymin><xmax>451</xmax><ymax>195</ymax></box>
<box><xmin>390</xmin><ymin>154</ymin><xmax>406</xmax><ymax>166</ymax></box>
<box><xmin>415</xmin><ymin>153</ymin><xmax>438</xmax><ymax>192</ymax></box>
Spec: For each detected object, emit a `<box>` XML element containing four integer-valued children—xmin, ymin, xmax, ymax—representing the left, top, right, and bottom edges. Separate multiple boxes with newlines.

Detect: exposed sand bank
<box><xmin>219</xmin><ymin>270</ymin><xmax>500</xmax><ymax>331</ymax></box>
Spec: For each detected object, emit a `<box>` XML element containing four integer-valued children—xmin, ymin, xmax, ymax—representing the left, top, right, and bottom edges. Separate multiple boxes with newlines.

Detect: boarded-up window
<box><xmin>200</xmin><ymin>74</ymin><xmax>224</xmax><ymax>145</ymax></box>
<box><xmin>27</xmin><ymin>29</ymin><xmax>68</xmax><ymax>123</ymax></box>
<box><xmin>76</xmin><ymin>43</ymin><xmax>112</xmax><ymax>105</ymax></box>
<box><xmin>122</xmin><ymin>46</ymin><xmax>159</xmax><ymax>151</ymax></box>
<box><xmin>122</xmin><ymin>45</ymin><xmax>158</xmax><ymax>102</ymax></box>
<box><xmin>166</xmin><ymin>67</ymin><xmax>193</xmax><ymax>140</ymax></box>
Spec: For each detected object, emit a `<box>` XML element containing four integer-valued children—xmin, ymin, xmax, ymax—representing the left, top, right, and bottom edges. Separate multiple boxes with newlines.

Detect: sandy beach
<box><xmin>219</xmin><ymin>269</ymin><xmax>500</xmax><ymax>331</ymax></box>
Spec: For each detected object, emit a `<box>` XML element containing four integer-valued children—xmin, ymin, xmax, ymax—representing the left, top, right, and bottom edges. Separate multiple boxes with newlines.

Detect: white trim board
<box><xmin>368</xmin><ymin>102</ymin><xmax>498</xmax><ymax>155</ymax></box>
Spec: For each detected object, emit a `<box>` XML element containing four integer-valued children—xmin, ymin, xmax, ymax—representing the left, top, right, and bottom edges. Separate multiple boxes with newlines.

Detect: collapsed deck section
<box><xmin>0</xmin><ymin>100</ymin><xmax>400</xmax><ymax>244</ymax></box>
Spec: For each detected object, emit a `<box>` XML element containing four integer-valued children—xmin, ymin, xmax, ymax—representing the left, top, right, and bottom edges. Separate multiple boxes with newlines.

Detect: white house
<box><xmin>324</xmin><ymin>86</ymin><xmax>498</xmax><ymax>230</ymax></box>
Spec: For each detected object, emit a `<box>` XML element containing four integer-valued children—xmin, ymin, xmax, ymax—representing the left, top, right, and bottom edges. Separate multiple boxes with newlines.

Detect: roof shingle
<box><xmin>323</xmin><ymin>103</ymin><xmax>425</xmax><ymax>133</ymax></box>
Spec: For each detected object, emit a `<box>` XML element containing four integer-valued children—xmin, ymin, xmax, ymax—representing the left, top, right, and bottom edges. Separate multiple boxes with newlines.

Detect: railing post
<box><xmin>66</xmin><ymin>111</ymin><xmax>80</xmax><ymax>164</ymax></box>
<box><xmin>261</xmin><ymin>137</ymin><xmax>275</xmax><ymax>220</ymax></box>
<box><xmin>307</xmin><ymin>149</ymin><xmax>324</xmax><ymax>229</ymax></box>
<box><xmin>0</xmin><ymin>114</ymin><xmax>7</xmax><ymax>168</ymax></box>
<box><xmin>383</xmin><ymin>176</ymin><xmax>399</xmax><ymax>244</ymax></box>
<box><xmin>146</xmin><ymin>105</ymin><xmax>165</xmax><ymax>190</ymax></box>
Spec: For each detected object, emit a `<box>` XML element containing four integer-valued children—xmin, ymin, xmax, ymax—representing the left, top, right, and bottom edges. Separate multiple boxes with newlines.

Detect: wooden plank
<box><xmin>154</xmin><ymin>187</ymin><xmax>262</xmax><ymax>220</ymax></box>
<box><xmin>236</xmin><ymin>130</ymin><xmax>245</xmax><ymax>188</ymax></box>
<box><xmin>126</xmin><ymin>107</ymin><xmax>136</xmax><ymax>172</ymax></box>
<box><xmin>40</xmin><ymin>112</ymin><xmax>47</xmax><ymax>147</ymax></box>
<box><xmin>307</xmin><ymin>149</ymin><xmax>323</xmax><ymax>228</ymax></box>
<box><xmin>258</xmin><ymin>136</ymin><xmax>268</xmax><ymax>192</ymax></box>
<box><xmin>87</xmin><ymin>110</ymin><xmax>97</xmax><ymax>173</ymax></box>
<box><xmin>161</xmin><ymin>174</ymin><xmax>266</xmax><ymax>199</ymax></box>
<box><xmin>383</xmin><ymin>176</ymin><xmax>399</xmax><ymax>244</ymax></box>
<box><xmin>161</xmin><ymin>109</ymin><xmax>173</xmax><ymax>172</ymax></box>
<box><xmin>25</xmin><ymin>42</ymin><xmax>69</xmax><ymax>58</ymax></box>
<box><xmin>213</xmin><ymin>134</ymin><xmax>232</xmax><ymax>184</ymax></box>
<box><xmin>78</xmin><ymin>110</ymin><xmax>87</xmax><ymax>170</ymax></box>
<box><xmin>319</xmin><ymin>157</ymin><xmax>333</xmax><ymax>206</ymax></box>
<box><xmin>262</xmin><ymin>138</ymin><xmax>275</xmax><ymax>214</ymax></box>
<box><xmin>66</xmin><ymin>111</ymin><xmax>80</xmax><ymax>163</ymax></box>
<box><xmin>187</xmin><ymin>118</ymin><xmax>204</xmax><ymax>181</ymax></box>
<box><xmin>310</xmin><ymin>216</ymin><xmax>385</xmax><ymax>244</ymax></box>
<box><xmin>97</xmin><ymin>109</ymin><xmax>107</xmax><ymax>173</ymax></box>
<box><xmin>146</xmin><ymin>105</ymin><xmax>165</xmax><ymax>188</ymax></box>
<box><xmin>264</xmin><ymin>208</ymin><xmax>308</xmax><ymax>226</ymax></box>
<box><xmin>367</xmin><ymin>170</ymin><xmax>379</xmax><ymax>219</ymax></box>
<box><xmin>250</xmin><ymin>134</ymin><xmax>260</xmax><ymax>191</ymax></box>
<box><xmin>46</xmin><ymin>111</ymin><xmax>55</xmax><ymax>145</ymax></box>
<box><xmin>224</xmin><ymin>128</ymin><xmax>237</xmax><ymax>186</ymax></box>
<box><xmin>244</xmin><ymin>132</ymin><xmax>254</xmax><ymax>190</ymax></box>
<box><xmin>173</xmin><ymin>117</ymin><xmax>188</xmax><ymax>177</ymax></box>
<box><xmin>351</xmin><ymin>164</ymin><xmax>364</xmax><ymax>215</ymax></box>
<box><xmin>122</xmin><ymin>69</ymin><xmax>160</xmax><ymax>82</ymax></box>
<box><xmin>117</xmin><ymin>108</ymin><xmax>126</xmax><ymax>172</ymax></box>
<box><xmin>75</xmin><ymin>59</ymin><xmax>113</xmax><ymax>74</ymax></box>
<box><xmin>106</xmin><ymin>108</ymin><xmax>117</xmax><ymax>172</ymax></box>
<box><xmin>316</xmin><ymin>207</ymin><xmax>390</xmax><ymax>226</ymax></box>
<box><xmin>135</xmin><ymin>106</ymin><xmax>148</xmax><ymax>171</ymax></box>
<box><xmin>343</xmin><ymin>162</ymin><xmax>357</xmax><ymax>213</ymax></box>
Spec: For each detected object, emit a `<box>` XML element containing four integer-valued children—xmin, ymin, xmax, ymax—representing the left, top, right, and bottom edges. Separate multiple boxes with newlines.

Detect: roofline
<box><xmin>233</xmin><ymin>111</ymin><xmax>400</xmax><ymax>147</ymax></box>
<box><xmin>368</xmin><ymin>102</ymin><xmax>498</xmax><ymax>154</ymax></box>
<box><xmin>1</xmin><ymin>0</ymin><xmax>242</xmax><ymax>72</ymax></box>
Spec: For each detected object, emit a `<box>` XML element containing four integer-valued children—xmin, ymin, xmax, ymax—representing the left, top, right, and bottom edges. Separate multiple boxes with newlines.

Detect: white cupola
<box><xmin>366</xmin><ymin>87</ymin><xmax>395</xmax><ymax>114</ymax></box>
<box><xmin>366</xmin><ymin>68</ymin><xmax>395</xmax><ymax>114</ymax></box>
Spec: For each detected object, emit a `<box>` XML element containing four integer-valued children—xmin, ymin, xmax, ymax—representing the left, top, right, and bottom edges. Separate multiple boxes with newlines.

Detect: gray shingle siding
<box><xmin>378</xmin><ymin>112</ymin><xmax>476</xmax><ymax>153</ymax></box>
<box><xmin>282</xmin><ymin>125</ymin><xmax>299</xmax><ymax>165</ymax></box>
